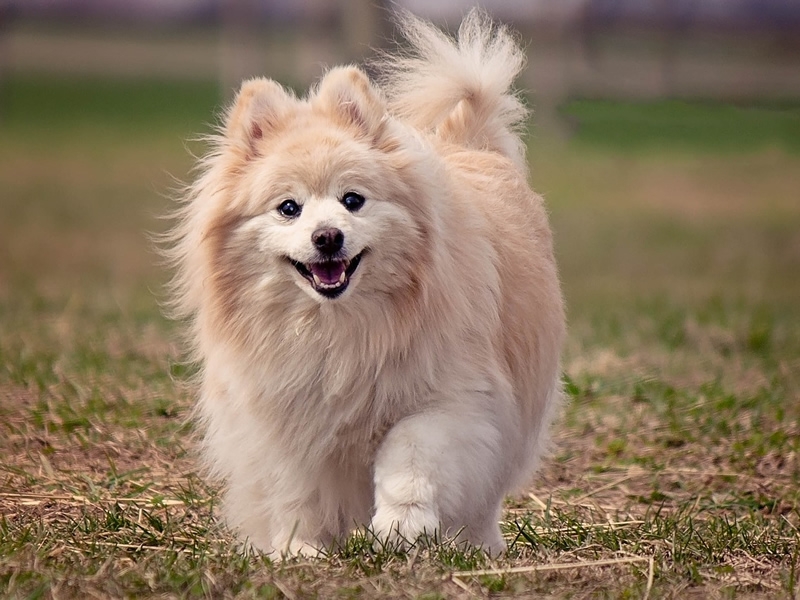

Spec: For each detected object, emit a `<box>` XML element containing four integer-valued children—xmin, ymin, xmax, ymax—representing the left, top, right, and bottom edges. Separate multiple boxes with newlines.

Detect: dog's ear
<box><xmin>224</xmin><ymin>78</ymin><xmax>292</xmax><ymax>157</ymax></box>
<box><xmin>314</xmin><ymin>66</ymin><xmax>386</xmax><ymax>140</ymax></box>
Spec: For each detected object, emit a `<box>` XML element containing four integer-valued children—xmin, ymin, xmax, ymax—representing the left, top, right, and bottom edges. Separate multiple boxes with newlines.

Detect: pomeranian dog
<box><xmin>165</xmin><ymin>10</ymin><xmax>565</xmax><ymax>557</ymax></box>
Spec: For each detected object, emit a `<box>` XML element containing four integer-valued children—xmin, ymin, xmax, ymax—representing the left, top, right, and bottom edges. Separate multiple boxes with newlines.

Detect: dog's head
<box><xmin>195</xmin><ymin>67</ymin><xmax>437</xmax><ymax>318</ymax></box>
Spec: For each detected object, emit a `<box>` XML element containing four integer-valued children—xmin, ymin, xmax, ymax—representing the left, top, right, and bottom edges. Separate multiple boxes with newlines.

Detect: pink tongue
<box><xmin>310</xmin><ymin>261</ymin><xmax>346</xmax><ymax>285</ymax></box>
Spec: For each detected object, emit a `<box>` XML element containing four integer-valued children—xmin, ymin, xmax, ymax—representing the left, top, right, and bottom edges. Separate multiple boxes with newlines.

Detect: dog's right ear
<box><xmin>224</xmin><ymin>78</ymin><xmax>292</xmax><ymax>158</ymax></box>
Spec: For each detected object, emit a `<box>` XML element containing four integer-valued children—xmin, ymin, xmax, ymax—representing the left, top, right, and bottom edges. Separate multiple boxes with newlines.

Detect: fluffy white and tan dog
<box><xmin>166</xmin><ymin>10</ymin><xmax>565</xmax><ymax>557</ymax></box>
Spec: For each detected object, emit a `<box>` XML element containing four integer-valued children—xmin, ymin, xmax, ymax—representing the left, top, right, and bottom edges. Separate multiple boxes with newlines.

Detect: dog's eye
<box><xmin>277</xmin><ymin>199</ymin><xmax>301</xmax><ymax>218</ymax></box>
<box><xmin>341</xmin><ymin>192</ymin><xmax>365</xmax><ymax>212</ymax></box>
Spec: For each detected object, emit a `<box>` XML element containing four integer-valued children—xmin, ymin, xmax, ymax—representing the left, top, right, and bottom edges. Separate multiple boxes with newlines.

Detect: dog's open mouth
<box><xmin>290</xmin><ymin>252</ymin><xmax>365</xmax><ymax>299</ymax></box>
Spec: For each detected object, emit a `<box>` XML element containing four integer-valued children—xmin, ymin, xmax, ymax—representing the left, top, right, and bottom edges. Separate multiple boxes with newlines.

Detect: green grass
<box><xmin>1</xmin><ymin>76</ymin><xmax>222</xmax><ymax>135</ymax></box>
<box><xmin>1</xmin><ymin>76</ymin><xmax>799</xmax><ymax>598</ymax></box>
<box><xmin>562</xmin><ymin>98</ymin><xmax>800</xmax><ymax>154</ymax></box>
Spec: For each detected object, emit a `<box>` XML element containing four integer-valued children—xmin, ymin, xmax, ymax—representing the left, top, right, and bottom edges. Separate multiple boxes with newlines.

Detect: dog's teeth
<box><xmin>312</xmin><ymin>273</ymin><xmax>322</xmax><ymax>287</ymax></box>
<box><xmin>338</xmin><ymin>270</ymin><xmax>346</xmax><ymax>284</ymax></box>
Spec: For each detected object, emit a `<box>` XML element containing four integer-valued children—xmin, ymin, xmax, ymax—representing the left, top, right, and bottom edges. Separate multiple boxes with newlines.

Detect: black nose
<box><xmin>312</xmin><ymin>227</ymin><xmax>344</xmax><ymax>255</ymax></box>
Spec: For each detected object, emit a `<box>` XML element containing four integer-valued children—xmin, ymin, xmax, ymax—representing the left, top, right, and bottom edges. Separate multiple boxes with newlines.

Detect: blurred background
<box><xmin>4</xmin><ymin>1</ymin><xmax>800</xmax><ymax>120</ymax></box>
<box><xmin>1</xmin><ymin>0</ymin><xmax>799</xmax><ymax>386</ymax></box>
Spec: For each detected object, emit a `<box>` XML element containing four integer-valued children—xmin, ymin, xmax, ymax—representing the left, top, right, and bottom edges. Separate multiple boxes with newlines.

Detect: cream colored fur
<box><xmin>165</xmin><ymin>9</ymin><xmax>565</xmax><ymax>557</ymax></box>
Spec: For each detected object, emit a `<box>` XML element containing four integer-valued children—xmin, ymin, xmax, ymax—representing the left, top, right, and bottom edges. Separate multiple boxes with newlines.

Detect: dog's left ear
<box><xmin>314</xmin><ymin>66</ymin><xmax>386</xmax><ymax>140</ymax></box>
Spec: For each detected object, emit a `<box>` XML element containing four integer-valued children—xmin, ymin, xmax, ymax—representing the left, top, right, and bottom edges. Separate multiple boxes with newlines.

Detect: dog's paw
<box><xmin>266</xmin><ymin>538</ymin><xmax>326</xmax><ymax>560</ymax></box>
<box><xmin>370</xmin><ymin>502</ymin><xmax>439</xmax><ymax>547</ymax></box>
<box><xmin>287</xmin><ymin>539</ymin><xmax>326</xmax><ymax>558</ymax></box>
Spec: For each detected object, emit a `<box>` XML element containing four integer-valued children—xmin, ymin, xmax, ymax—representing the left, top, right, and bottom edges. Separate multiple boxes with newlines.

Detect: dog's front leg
<box><xmin>223</xmin><ymin>468</ymin><xmax>334</xmax><ymax>559</ymax></box>
<box><xmin>370</xmin><ymin>394</ymin><xmax>513</xmax><ymax>554</ymax></box>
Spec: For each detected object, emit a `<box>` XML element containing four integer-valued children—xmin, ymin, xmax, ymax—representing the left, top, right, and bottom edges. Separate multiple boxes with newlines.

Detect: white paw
<box><xmin>371</xmin><ymin>502</ymin><xmax>439</xmax><ymax>546</ymax></box>
<box><xmin>478</xmin><ymin>527</ymin><xmax>507</xmax><ymax>557</ymax></box>
<box><xmin>267</xmin><ymin>539</ymin><xmax>325</xmax><ymax>560</ymax></box>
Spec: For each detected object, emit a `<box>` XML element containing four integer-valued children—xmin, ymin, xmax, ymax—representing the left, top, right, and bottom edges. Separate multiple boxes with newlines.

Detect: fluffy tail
<box><xmin>378</xmin><ymin>9</ymin><xmax>529</xmax><ymax>169</ymax></box>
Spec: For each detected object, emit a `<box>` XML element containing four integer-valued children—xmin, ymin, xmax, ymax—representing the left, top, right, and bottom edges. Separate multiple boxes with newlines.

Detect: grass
<box><xmin>561</xmin><ymin>99</ymin><xmax>800</xmax><ymax>154</ymax></box>
<box><xmin>1</xmin><ymin>75</ymin><xmax>799</xmax><ymax>598</ymax></box>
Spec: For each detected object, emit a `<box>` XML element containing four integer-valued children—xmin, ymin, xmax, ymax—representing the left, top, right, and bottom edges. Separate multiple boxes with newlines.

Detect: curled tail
<box><xmin>378</xmin><ymin>9</ymin><xmax>529</xmax><ymax>169</ymax></box>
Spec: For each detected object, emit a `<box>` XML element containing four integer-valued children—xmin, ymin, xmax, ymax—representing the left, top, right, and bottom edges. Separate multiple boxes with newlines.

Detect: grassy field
<box><xmin>1</xmin><ymin>77</ymin><xmax>799</xmax><ymax>599</ymax></box>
